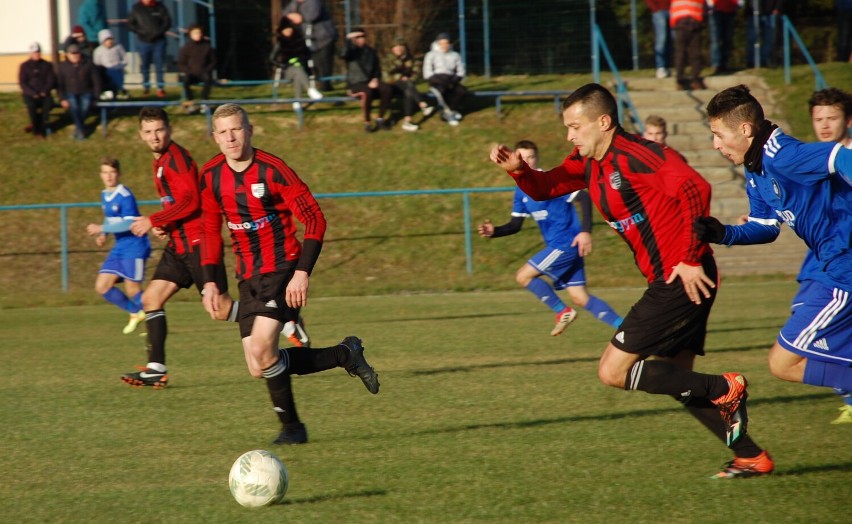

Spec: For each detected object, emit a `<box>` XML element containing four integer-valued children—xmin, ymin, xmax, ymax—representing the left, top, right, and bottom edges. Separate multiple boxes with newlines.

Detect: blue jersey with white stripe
<box><xmin>725</xmin><ymin>129</ymin><xmax>852</xmax><ymax>289</ymax></box>
<box><xmin>102</xmin><ymin>184</ymin><xmax>151</xmax><ymax>259</ymax></box>
<box><xmin>512</xmin><ymin>187</ymin><xmax>581</xmax><ymax>250</ymax></box>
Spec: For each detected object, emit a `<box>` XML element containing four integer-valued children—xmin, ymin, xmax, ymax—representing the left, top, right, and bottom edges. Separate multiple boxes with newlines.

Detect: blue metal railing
<box><xmin>0</xmin><ymin>187</ymin><xmax>515</xmax><ymax>292</ymax></box>
<box><xmin>592</xmin><ymin>24</ymin><xmax>644</xmax><ymax>134</ymax></box>
<box><xmin>781</xmin><ymin>15</ymin><xmax>828</xmax><ymax>91</ymax></box>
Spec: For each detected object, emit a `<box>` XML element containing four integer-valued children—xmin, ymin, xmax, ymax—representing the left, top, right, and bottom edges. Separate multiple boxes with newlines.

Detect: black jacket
<box><xmin>341</xmin><ymin>40</ymin><xmax>381</xmax><ymax>86</ymax></box>
<box><xmin>270</xmin><ymin>17</ymin><xmax>311</xmax><ymax>68</ymax></box>
<box><xmin>178</xmin><ymin>40</ymin><xmax>216</xmax><ymax>77</ymax></box>
<box><xmin>19</xmin><ymin>58</ymin><xmax>56</xmax><ymax>97</ymax></box>
<box><xmin>127</xmin><ymin>1</ymin><xmax>171</xmax><ymax>43</ymax></box>
<box><xmin>57</xmin><ymin>57</ymin><xmax>101</xmax><ymax>99</ymax></box>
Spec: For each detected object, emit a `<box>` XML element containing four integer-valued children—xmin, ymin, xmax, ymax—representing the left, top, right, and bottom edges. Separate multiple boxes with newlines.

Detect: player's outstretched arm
<box><xmin>490</xmin><ymin>144</ymin><xmax>523</xmax><ymax>172</ymax></box>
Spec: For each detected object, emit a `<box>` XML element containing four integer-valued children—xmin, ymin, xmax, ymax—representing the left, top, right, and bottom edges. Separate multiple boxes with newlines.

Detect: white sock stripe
<box><xmin>792</xmin><ymin>288</ymin><xmax>848</xmax><ymax>348</ymax></box>
<box><xmin>262</xmin><ymin>351</ymin><xmax>288</xmax><ymax>378</ymax></box>
<box><xmin>145</xmin><ymin>311</ymin><xmax>165</xmax><ymax>320</ymax></box>
<box><xmin>279</xmin><ymin>348</ymin><xmax>290</xmax><ymax>371</ymax></box>
<box><xmin>628</xmin><ymin>360</ymin><xmax>644</xmax><ymax>391</ymax></box>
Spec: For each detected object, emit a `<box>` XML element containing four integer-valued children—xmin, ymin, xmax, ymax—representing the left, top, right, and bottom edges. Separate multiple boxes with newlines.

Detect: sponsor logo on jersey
<box><xmin>607</xmin><ymin>212</ymin><xmax>646</xmax><ymax>233</ymax></box>
<box><xmin>774</xmin><ymin>208</ymin><xmax>796</xmax><ymax>229</ymax></box>
<box><xmin>530</xmin><ymin>209</ymin><xmax>549</xmax><ymax>221</ymax></box>
<box><xmin>609</xmin><ymin>171</ymin><xmax>622</xmax><ymax>190</ymax></box>
<box><xmin>251</xmin><ymin>183</ymin><xmax>266</xmax><ymax>198</ymax></box>
<box><xmin>156</xmin><ymin>166</ymin><xmax>164</xmax><ymax>179</ymax></box>
<box><xmin>771</xmin><ymin>178</ymin><xmax>781</xmax><ymax>197</ymax></box>
<box><xmin>227</xmin><ymin>213</ymin><xmax>278</xmax><ymax>232</ymax></box>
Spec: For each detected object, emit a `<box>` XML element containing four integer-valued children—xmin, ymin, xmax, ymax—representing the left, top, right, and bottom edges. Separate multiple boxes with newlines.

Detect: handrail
<box><xmin>0</xmin><ymin>187</ymin><xmax>516</xmax><ymax>292</ymax></box>
<box><xmin>781</xmin><ymin>15</ymin><xmax>828</xmax><ymax>91</ymax></box>
<box><xmin>592</xmin><ymin>24</ymin><xmax>644</xmax><ymax>134</ymax></box>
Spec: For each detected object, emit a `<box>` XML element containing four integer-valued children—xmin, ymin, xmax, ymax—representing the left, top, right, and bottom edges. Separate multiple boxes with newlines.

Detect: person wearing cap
<box><xmin>57</xmin><ymin>43</ymin><xmax>102</xmax><ymax>140</ymax></box>
<box><xmin>18</xmin><ymin>42</ymin><xmax>56</xmax><ymax>138</ymax></box>
<box><xmin>93</xmin><ymin>28</ymin><xmax>128</xmax><ymax>100</ymax></box>
<box><xmin>423</xmin><ymin>32</ymin><xmax>468</xmax><ymax>126</ymax></box>
<box><xmin>127</xmin><ymin>0</ymin><xmax>172</xmax><ymax>97</ymax></box>
<box><xmin>384</xmin><ymin>38</ymin><xmax>434</xmax><ymax>132</ymax></box>
<box><xmin>340</xmin><ymin>27</ymin><xmax>393</xmax><ymax>133</ymax></box>
<box><xmin>78</xmin><ymin>0</ymin><xmax>108</xmax><ymax>52</ymax></box>
<box><xmin>64</xmin><ymin>25</ymin><xmax>90</xmax><ymax>56</ymax></box>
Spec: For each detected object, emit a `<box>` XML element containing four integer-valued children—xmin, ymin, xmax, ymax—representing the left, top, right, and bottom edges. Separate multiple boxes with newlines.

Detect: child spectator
<box><xmin>423</xmin><ymin>32</ymin><xmax>468</xmax><ymax>126</ymax></box>
<box><xmin>85</xmin><ymin>156</ymin><xmax>151</xmax><ymax>335</ymax></box>
<box><xmin>177</xmin><ymin>25</ymin><xmax>216</xmax><ymax>113</ymax></box>
<box><xmin>384</xmin><ymin>38</ymin><xmax>434</xmax><ymax>132</ymax></box>
<box><xmin>93</xmin><ymin>29</ymin><xmax>129</xmax><ymax>100</ymax></box>
<box><xmin>341</xmin><ymin>27</ymin><xmax>393</xmax><ymax>133</ymax></box>
<box><xmin>269</xmin><ymin>15</ymin><xmax>323</xmax><ymax>107</ymax></box>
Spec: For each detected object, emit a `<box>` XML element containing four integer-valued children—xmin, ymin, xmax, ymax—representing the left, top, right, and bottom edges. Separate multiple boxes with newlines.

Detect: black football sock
<box><xmin>284</xmin><ymin>345</ymin><xmax>349</xmax><ymax>375</ymax></box>
<box><xmin>625</xmin><ymin>360</ymin><xmax>729</xmax><ymax>400</ymax></box>
<box><xmin>679</xmin><ymin>396</ymin><xmax>763</xmax><ymax>458</ymax></box>
<box><xmin>263</xmin><ymin>351</ymin><xmax>300</xmax><ymax>427</ymax></box>
<box><xmin>145</xmin><ymin>309</ymin><xmax>167</xmax><ymax>366</ymax></box>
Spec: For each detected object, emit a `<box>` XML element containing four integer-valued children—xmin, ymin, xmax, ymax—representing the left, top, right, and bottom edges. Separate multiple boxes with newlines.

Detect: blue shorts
<box><xmin>528</xmin><ymin>246</ymin><xmax>585</xmax><ymax>290</ymax></box>
<box><xmin>100</xmin><ymin>250</ymin><xmax>147</xmax><ymax>282</ymax></box>
<box><xmin>780</xmin><ymin>279</ymin><xmax>852</xmax><ymax>364</ymax></box>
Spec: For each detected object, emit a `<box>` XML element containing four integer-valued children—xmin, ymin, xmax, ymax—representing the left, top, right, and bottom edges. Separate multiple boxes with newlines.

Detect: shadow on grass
<box><xmin>411</xmin><ymin>356</ymin><xmax>599</xmax><ymax>376</ymax></box>
<box><xmin>774</xmin><ymin>462</ymin><xmax>852</xmax><ymax>477</ymax></box>
<box><xmin>708</xmin><ymin>318</ymin><xmax>789</xmax><ymax>334</ymax></box>
<box><xmin>282</xmin><ymin>488</ymin><xmax>387</xmax><ymax>506</ymax></box>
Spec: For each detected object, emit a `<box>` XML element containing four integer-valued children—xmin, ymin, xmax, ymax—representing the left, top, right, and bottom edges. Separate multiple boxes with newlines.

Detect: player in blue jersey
<box><xmin>695</xmin><ymin>85</ymin><xmax>852</xmax><ymax>402</ymax></box>
<box><xmin>85</xmin><ymin>156</ymin><xmax>151</xmax><ymax>334</ymax></box>
<box><xmin>478</xmin><ymin>140</ymin><xmax>623</xmax><ymax>336</ymax></box>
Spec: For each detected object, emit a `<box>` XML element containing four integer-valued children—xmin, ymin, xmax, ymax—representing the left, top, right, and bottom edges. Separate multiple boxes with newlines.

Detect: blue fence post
<box><xmin>61</xmin><ymin>205</ymin><xmax>69</xmax><ymax>292</ymax></box>
<box><xmin>463</xmin><ymin>191</ymin><xmax>473</xmax><ymax>274</ymax></box>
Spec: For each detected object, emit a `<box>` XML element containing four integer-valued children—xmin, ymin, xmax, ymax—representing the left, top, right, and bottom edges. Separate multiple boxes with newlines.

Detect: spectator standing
<box><xmin>93</xmin><ymin>29</ymin><xmax>128</xmax><ymax>100</ymax></box>
<box><xmin>746</xmin><ymin>1</ymin><xmax>783</xmax><ymax>68</ymax></box>
<box><xmin>708</xmin><ymin>0</ymin><xmax>740</xmax><ymax>74</ymax></box>
<box><xmin>270</xmin><ymin>15</ymin><xmax>323</xmax><ymax>105</ymax></box>
<box><xmin>178</xmin><ymin>25</ymin><xmax>216</xmax><ymax>112</ymax></box>
<box><xmin>127</xmin><ymin>0</ymin><xmax>171</xmax><ymax>97</ymax></box>
<box><xmin>18</xmin><ymin>42</ymin><xmax>56</xmax><ymax>138</ymax></box>
<box><xmin>645</xmin><ymin>1</ymin><xmax>672</xmax><ymax>79</ymax></box>
<box><xmin>340</xmin><ymin>27</ymin><xmax>392</xmax><ymax>133</ymax></box>
<box><xmin>283</xmin><ymin>0</ymin><xmax>339</xmax><ymax>92</ymax></box>
<box><xmin>77</xmin><ymin>0</ymin><xmax>108</xmax><ymax>52</ymax></box>
<box><xmin>384</xmin><ymin>38</ymin><xmax>434</xmax><ymax>132</ymax></box>
<box><xmin>423</xmin><ymin>32</ymin><xmax>468</xmax><ymax>126</ymax></box>
<box><xmin>838</xmin><ymin>0</ymin><xmax>852</xmax><ymax>61</ymax></box>
<box><xmin>670</xmin><ymin>0</ymin><xmax>706</xmax><ymax>90</ymax></box>
<box><xmin>57</xmin><ymin>43</ymin><xmax>101</xmax><ymax>140</ymax></box>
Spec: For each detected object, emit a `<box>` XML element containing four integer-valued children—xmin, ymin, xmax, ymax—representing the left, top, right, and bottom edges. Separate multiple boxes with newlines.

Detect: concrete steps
<box><xmin>622</xmin><ymin>72</ymin><xmax>807</xmax><ymax>277</ymax></box>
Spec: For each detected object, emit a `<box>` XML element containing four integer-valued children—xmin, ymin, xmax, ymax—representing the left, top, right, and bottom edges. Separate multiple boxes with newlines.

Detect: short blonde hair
<box><xmin>212</xmin><ymin>103</ymin><xmax>250</xmax><ymax>127</ymax></box>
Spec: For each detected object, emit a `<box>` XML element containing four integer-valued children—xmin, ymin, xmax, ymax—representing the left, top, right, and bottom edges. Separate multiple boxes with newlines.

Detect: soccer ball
<box><xmin>228</xmin><ymin>449</ymin><xmax>289</xmax><ymax>507</ymax></box>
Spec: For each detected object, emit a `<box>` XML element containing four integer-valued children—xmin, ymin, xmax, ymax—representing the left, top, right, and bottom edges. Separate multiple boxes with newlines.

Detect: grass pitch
<box><xmin>2</xmin><ymin>282</ymin><xmax>849</xmax><ymax>523</ymax></box>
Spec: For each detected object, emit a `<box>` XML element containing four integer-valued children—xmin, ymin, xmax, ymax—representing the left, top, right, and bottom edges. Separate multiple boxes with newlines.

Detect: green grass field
<box><xmin>2</xmin><ymin>282</ymin><xmax>849</xmax><ymax>523</ymax></box>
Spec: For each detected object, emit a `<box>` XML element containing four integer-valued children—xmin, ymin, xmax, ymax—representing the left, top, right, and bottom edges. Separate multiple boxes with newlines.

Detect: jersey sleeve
<box><xmin>508</xmin><ymin>149</ymin><xmax>587</xmax><ymax>201</ymax></box>
<box><xmin>510</xmin><ymin>187</ymin><xmax>530</xmax><ymax>217</ymax></box>
<box><xmin>768</xmin><ymin>138</ymin><xmax>838</xmax><ymax>186</ymax></box>
<box><xmin>149</xmin><ymin>162</ymin><xmax>201</xmax><ymax>229</ymax></box>
<box><xmin>271</xmin><ymin>159</ymin><xmax>327</xmax><ymax>274</ymax></box>
<box><xmin>830</xmin><ymin>145</ymin><xmax>852</xmax><ymax>188</ymax></box>
<box><xmin>198</xmin><ymin>170</ymin><xmax>225</xmax><ymax>281</ymax></box>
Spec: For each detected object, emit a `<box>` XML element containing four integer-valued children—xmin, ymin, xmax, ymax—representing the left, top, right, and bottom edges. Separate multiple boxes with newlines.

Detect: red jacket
<box><xmin>670</xmin><ymin>0</ymin><xmax>705</xmax><ymax>26</ymax></box>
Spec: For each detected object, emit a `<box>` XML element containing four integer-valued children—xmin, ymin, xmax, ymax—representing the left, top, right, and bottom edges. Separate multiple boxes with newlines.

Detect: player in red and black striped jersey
<box><xmin>121</xmin><ymin>107</ymin><xmax>239</xmax><ymax>389</ymax></box>
<box><xmin>199</xmin><ymin>103</ymin><xmax>379</xmax><ymax>445</ymax></box>
<box><xmin>491</xmin><ymin>83</ymin><xmax>772</xmax><ymax>478</ymax></box>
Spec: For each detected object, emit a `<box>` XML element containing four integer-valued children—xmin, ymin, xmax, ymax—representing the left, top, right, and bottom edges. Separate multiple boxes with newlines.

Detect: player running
<box><xmin>491</xmin><ymin>83</ymin><xmax>772</xmax><ymax>479</ymax></box>
<box><xmin>479</xmin><ymin>140</ymin><xmax>622</xmax><ymax>336</ymax></box>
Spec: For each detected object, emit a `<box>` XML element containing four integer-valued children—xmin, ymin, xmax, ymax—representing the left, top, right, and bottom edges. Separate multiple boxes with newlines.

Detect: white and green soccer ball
<box><xmin>228</xmin><ymin>449</ymin><xmax>289</xmax><ymax>508</ymax></box>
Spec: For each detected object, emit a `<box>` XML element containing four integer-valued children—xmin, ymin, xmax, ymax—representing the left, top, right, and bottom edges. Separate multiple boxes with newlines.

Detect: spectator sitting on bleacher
<box><xmin>57</xmin><ymin>43</ymin><xmax>101</xmax><ymax>140</ymax></box>
<box><xmin>423</xmin><ymin>32</ymin><xmax>468</xmax><ymax>127</ymax></box>
<box><xmin>384</xmin><ymin>38</ymin><xmax>434</xmax><ymax>132</ymax></box>
<box><xmin>340</xmin><ymin>27</ymin><xmax>393</xmax><ymax>133</ymax></box>
<box><xmin>93</xmin><ymin>29</ymin><xmax>128</xmax><ymax>100</ymax></box>
<box><xmin>19</xmin><ymin>42</ymin><xmax>56</xmax><ymax>138</ymax></box>
<box><xmin>64</xmin><ymin>25</ymin><xmax>90</xmax><ymax>57</ymax></box>
<box><xmin>177</xmin><ymin>25</ymin><xmax>216</xmax><ymax>113</ymax></box>
<box><xmin>270</xmin><ymin>15</ymin><xmax>323</xmax><ymax>107</ymax></box>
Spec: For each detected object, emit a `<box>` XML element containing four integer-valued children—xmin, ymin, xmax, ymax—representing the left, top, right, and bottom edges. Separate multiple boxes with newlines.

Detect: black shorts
<box><xmin>611</xmin><ymin>254</ymin><xmax>718</xmax><ymax>358</ymax></box>
<box><xmin>237</xmin><ymin>265</ymin><xmax>300</xmax><ymax>338</ymax></box>
<box><xmin>151</xmin><ymin>244</ymin><xmax>229</xmax><ymax>295</ymax></box>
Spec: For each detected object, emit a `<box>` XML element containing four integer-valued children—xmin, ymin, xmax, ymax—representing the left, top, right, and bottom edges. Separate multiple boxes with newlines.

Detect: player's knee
<box><xmin>597</xmin><ymin>362</ymin><xmax>624</xmax><ymax>388</ymax></box>
<box><xmin>95</xmin><ymin>282</ymin><xmax>111</xmax><ymax>295</ymax></box>
<box><xmin>568</xmin><ymin>290</ymin><xmax>589</xmax><ymax>307</ymax></box>
<box><xmin>515</xmin><ymin>271</ymin><xmax>531</xmax><ymax>286</ymax></box>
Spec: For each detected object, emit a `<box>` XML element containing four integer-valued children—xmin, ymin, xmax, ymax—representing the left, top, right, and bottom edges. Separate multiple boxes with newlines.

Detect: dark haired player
<box><xmin>121</xmin><ymin>107</ymin><xmax>239</xmax><ymax>388</ymax></box>
<box><xmin>199</xmin><ymin>103</ymin><xmax>379</xmax><ymax>445</ymax></box>
<box><xmin>490</xmin><ymin>83</ymin><xmax>772</xmax><ymax>479</ymax></box>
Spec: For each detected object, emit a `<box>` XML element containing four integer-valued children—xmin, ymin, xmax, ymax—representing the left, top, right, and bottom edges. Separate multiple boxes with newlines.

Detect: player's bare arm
<box><xmin>490</xmin><ymin>144</ymin><xmax>523</xmax><ymax>172</ymax></box>
<box><xmin>665</xmin><ymin>262</ymin><xmax>716</xmax><ymax>305</ymax></box>
<box><xmin>572</xmin><ymin>232</ymin><xmax>592</xmax><ymax>257</ymax></box>
<box><xmin>202</xmin><ymin>282</ymin><xmax>221</xmax><ymax>319</ymax></box>
<box><xmin>285</xmin><ymin>270</ymin><xmax>310</xmax><ymax>309</ymax></box>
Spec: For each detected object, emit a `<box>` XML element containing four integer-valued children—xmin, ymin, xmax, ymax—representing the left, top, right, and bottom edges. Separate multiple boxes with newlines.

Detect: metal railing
<box><xmin>591</xmin><ymin>24</ymin><xmax>643</xmax><ymax>134</ymax></box>
<box><xmin>0</xmin><ymin>187</ymin><xmax>515</xmax><ymax>292</ymax></box>
<box><xmin>781</xmin><ymin>15</ymin><xmax>828</xmax><ymax>91</ymax></box>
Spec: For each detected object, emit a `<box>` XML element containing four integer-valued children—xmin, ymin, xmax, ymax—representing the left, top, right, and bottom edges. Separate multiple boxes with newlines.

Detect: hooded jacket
<box><xmin>93</xmin><ymin>29</ymin><xmax>127</xmax><ymax>69</ymax></box>
<box><xmin>127</xmin><ymin>1</ymin><xmax>171</xmax><ymax>43</ymax></box>
<box><xmin>423</xmin><ymin>42</ymin><xmax>465</xmax><ymax>80</ymax></box>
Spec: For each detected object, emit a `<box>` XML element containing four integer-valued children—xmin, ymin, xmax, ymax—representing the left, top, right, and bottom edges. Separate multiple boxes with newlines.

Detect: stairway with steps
<box><xmin>621</xmin><ymin>73</ymin><xmax>806</xmax><ymax>277</ymax></box>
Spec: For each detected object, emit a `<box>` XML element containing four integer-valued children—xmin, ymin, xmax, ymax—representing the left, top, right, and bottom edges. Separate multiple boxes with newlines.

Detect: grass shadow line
<box><xmin>282</xmin><ymin>488</ymin><xmax>387</xmax><ymax>506</ymax></box>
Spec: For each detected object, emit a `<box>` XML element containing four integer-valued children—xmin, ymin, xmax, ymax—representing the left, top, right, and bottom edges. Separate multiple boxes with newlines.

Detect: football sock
<box><xmin>131</xmin><ymin>291</ymin><xmax>143</xmax><ymax>314</ymax></box>
<box><xmin>583</xmin><ymin>295</ymin><xmax>624</xmax><ymax>328</ymax></box>
<box><xmin>264</xmin><ymin>351</ymin><xmax>300</xmax><ymax>426</ymax></box>
<box><xmin>227</xmin><ymin>300</ymin><xmax>240</xmax><ymax>322</ymax></box>
<box><xmin>102</xmin><ymin>287</ymin><xmax>135</xmax><ymax>313</ymax></box>
<box><xmin>835</xmin><ymin>388</ymin><xmax>852</xmax><ymax>406</ymax></box>
<box><xmin>525</xmin><ymin>277</ymin><xmax>565</xmax><ymax>313</ymax></box>
<box><xmin>284</xmin><ymin>345</ymin><xmax>349</xmax><ymax>375</ymax></box>
<box><xmin>625</xmin><ymin>360</ymin><xmax>729</xmax><ymax>400</ymax></box>
<box><xmin>145</xmin><ymin>309</ymin><xmax>167</xmax><ymax>365</ymax></box>
<box><xmin>803</xmin><ymin>360</ymin><xmax>852</xmax><ymax>390</ymax></box>
<box><xmin>679</xmin><ymin>396</ymin><xmax>763</xmax><ymax>458</ymax></box>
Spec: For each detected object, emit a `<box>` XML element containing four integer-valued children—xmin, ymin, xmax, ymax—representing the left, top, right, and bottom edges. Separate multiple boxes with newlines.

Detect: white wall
<box><xmin>0</xmin><ymin>0</ymin><xmax>72</xmax><ymax>55</ymax></box>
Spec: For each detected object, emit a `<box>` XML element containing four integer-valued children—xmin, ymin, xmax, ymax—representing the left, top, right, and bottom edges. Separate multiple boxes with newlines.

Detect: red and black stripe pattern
<box><xmin>149</xmin><ymin>141</ymin><xmax>201</xmax><ymax>255</ymax></box>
